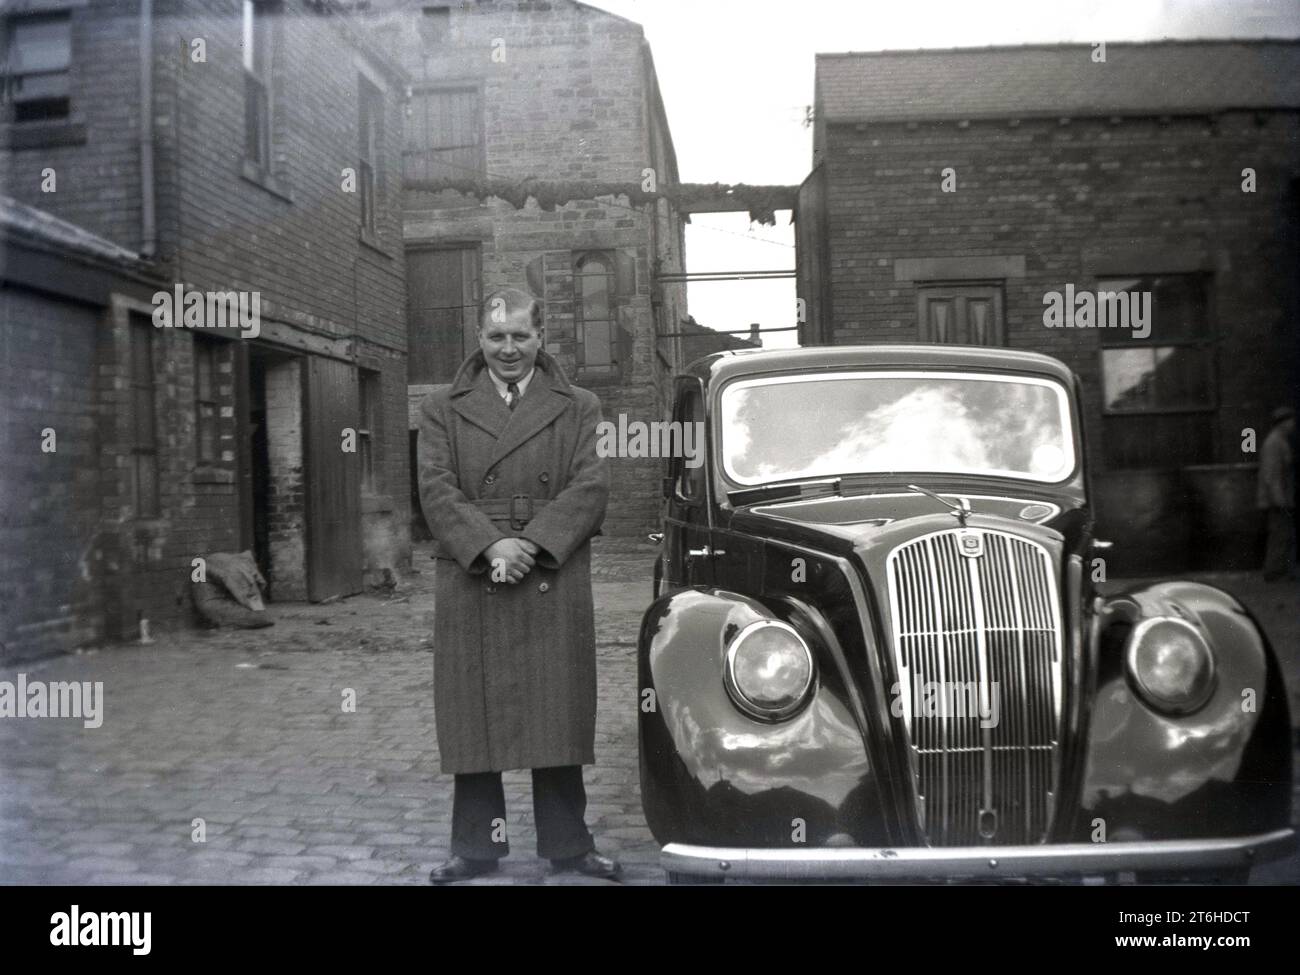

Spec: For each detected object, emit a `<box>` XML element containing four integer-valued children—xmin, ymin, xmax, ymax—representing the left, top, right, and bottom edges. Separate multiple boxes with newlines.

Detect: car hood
<box><xmin>733</xmin><ymin>491</ymin><xmax>1063</xmax><ymax>545</ymax></box>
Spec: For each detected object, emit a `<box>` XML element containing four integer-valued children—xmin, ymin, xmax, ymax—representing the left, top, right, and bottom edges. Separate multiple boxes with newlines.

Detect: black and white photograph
<box><xmin>1</xmin><ymin>0</ymin><xmax>1298</xmax><ymax>919</ymax></box>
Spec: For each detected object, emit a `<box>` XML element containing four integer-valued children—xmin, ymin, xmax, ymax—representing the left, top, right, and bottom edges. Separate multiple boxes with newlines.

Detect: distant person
<box><xmin>1258</xmin><ymin>405</ymin><xmax>1296</xmax><ymax>581</ymax></box>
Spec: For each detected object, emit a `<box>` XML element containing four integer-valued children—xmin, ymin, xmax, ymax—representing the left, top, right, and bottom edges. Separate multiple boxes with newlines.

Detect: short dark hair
<box><xmin>480</xmin><ymin>287</ymin><xmax>543</xmax><ymax>333</ymax></box>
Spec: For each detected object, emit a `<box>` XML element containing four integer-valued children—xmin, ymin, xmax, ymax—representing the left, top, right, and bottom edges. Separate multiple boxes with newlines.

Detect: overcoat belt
<box><xmin>416</xmin><ymin>349</ymin><xmax>610</xmax><ymax>773</ymax></box>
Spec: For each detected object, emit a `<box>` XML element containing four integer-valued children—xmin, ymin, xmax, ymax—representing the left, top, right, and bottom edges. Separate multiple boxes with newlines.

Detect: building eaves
<box><xmin>816</xmin><ymin>38</ymin><xmax>1300</xmax><ymax>123</ymax></box>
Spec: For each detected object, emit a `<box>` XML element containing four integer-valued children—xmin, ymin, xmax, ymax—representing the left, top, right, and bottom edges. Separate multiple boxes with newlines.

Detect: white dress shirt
<box><xmin>489</xmin><ymin>367</ymin><xmax>535</xmax><ymax>404</ymax></box>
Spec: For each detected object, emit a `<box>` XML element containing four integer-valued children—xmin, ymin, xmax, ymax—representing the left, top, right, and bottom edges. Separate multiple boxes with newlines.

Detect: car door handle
<box><xmin>688</xmin><ymin>546</ymin><xmax>725</xmax><ymax>558</ymax></box>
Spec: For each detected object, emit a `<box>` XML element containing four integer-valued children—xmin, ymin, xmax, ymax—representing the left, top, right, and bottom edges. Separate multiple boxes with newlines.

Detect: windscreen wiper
<box><xmin>727</xmin><ymin>479</ymin><xmax>840</xmax><ymax>505</ymax></box>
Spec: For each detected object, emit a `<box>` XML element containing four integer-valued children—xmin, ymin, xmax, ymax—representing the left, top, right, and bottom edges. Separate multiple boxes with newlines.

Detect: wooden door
<box><xmin>407</xmin><ymin>246</ymin><xmax>481</xmax><ymax>384</ymax></box>
<box><xmin>304</xmin><ymin>355</ymin><xmax>363</xmax><ymax>602</ymax></box>
<box><xmin>918</xmin><ymin>284</ymin><xmax>1005</xmax><ymax>345</ymax></box>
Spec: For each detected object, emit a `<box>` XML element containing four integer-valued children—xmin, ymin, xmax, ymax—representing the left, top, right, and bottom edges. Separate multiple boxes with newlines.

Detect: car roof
<box><xmin>683</xmin><ymin>344</ymin><xmax>1077</xmax><ymax>388</ymax></box>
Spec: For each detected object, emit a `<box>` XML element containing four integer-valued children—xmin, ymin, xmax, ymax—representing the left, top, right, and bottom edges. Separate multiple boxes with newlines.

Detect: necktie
<box><xmin>506</xmin><ymin>381</ymin><xmax>520</xmax><ymax>411</ymax></box>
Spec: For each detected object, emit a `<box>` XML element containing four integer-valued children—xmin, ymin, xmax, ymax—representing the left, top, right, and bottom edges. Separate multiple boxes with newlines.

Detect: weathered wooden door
<box><xmin>407</xmin><ymin>246</ymin><xmax>481</xmax><ymax>384</ymax></box>
<box><xmin>304</xmin><ymin>355</ymin><xmax>362</xmax><ymax>602</ymax></box>
<box><xmin>918</xmin><ymin>284</ymin><xmax>1005</xmax><ymax>345</ymax></box>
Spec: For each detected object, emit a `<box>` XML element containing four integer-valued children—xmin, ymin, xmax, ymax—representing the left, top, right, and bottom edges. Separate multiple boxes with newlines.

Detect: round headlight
<box><xmin>1126</xmin><ymin>616</ymin><xmax>1216</xmax><ymax>715</ymax></box>
<box><xmin>724</xmin><ymin>619</ymin><xmax>815</xmax><ymax>721</ymax></box>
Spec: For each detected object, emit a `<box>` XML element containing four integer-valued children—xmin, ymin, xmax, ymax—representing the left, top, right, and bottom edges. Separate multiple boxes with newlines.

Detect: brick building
<box><xmin>363</xmin><ymin>0</ymin><xmax>689</xmax><ymax>539</ymax></box>
<box><xmin>1</xmin><ymin>0</ymin><xmax>410</xmax><ymax>661</ymax></box>
<box><xmin>797</xmin><ymin>41</ymin><xmax>1300</xmax><ymax>573</ymax></box>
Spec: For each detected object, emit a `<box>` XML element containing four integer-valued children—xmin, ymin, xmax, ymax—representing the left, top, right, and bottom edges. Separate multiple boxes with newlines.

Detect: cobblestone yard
<box><xmin>1</xmin><ymin>541</ymin><xmax>1296</xmax><ymax>885</ymax></box>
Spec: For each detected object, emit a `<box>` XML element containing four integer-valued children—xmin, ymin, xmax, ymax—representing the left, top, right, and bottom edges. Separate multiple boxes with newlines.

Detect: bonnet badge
<box><xmin>957</xmin><ymin>529</ymin><xmax>985</xmax><ymax>559</ymax></box>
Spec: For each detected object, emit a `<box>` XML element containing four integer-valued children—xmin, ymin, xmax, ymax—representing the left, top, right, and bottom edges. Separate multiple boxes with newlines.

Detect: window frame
<box><xmin>193</xmin><ymin>336</ymin><xmax>221</xmax><ymax>465</ymax></box>
<box><xmin>573</xmin><ymin>250</ymin><xmax>620</xmax><ymax>379</ymax></box>
<box><xmin>1</xmin><ymin>10</ymin><xmax>73</xmax><ymax>124</ymax></box>
<box><xmin>915</xmin><ymin>280</ymin><xmax>1006</xmax><ymax>346</ymax></box>
<box><xmin>128</xmin><ymin>318</ymin><xmax>160</xmax><ymax>519</ymax></box>
<box><xmin>357</xmin><ymin>74</ymin><xmax>383</xmax><ymax>238</ymax></box>
<box><xmin>358</xmin><ymin>368</ymin><xmax>381</xmax><ymax>495</ymax></box>
<box><xmin>419</xmin><ymin>4</ymin><xmax>452</xmax><ymax>47</ymax></box>
<box><xmin>673</xmin><ymin>383</ymin><xmax>708</xmax><ymax>503</ymax></box>
<box><xmin>402</xmin><ymin>81</ymin><xmax>485</xmax><ymax>183</ymax></box>
<box><xmin>242</xmin><ymin>0</ymin><xmax>274</xmax><ymax>174</ymax></box>
<box><xmin>1097</xmin><ymin>272</ymin><xmax>1216</xmax><ymax>417</ymax></box>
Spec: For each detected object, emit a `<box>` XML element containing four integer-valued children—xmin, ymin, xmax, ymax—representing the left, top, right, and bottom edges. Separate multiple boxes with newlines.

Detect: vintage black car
<box><xmin>638</xmin><ymin>345</ymin><xmax>1294</xmax><ymax>883</ymax></box>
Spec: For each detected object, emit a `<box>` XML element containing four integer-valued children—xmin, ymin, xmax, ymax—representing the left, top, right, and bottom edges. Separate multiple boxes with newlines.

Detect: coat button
<box><xmin>485</xmin><ymin>584</ymin><xmax>496</xmax><ymax>595</ymax></box>
<box><xmin>538</xmin><ymin>472</ymin><xmax>549</xmax><ymax>484</ymax></box>
<box><xmin>484</xmin><ymin>473</ymin><xmax>496</xmax><ymax>485</ymax></box>
<box><xmin>538</xmin><ymin>582</ymin><xmax>550</xmax><ymax>593</ymax></box>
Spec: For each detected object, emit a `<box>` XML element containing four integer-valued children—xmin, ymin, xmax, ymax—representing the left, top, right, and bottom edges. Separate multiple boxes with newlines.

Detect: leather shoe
<box><xmin>428</xmin><ymin>855</ymin><xmax>499</xmax><ymax>884</ymax></box>
<box><xmin>550</xmin><ymin>850</ymin><xmax>622</xmax><ymax>880</ymax></box>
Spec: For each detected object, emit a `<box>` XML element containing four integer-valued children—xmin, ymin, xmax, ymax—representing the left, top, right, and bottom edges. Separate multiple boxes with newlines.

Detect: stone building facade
<box><xmin>1</xmin><ymin>0</ymin><xmax>411</xmax><ymax>660</ymax></box>
<box><xmin>798</xmin><ymin>41</ymin><xmax>1300</xmax><ymax>573</ymax></box>
<box><xmin>365</xmin><ymin>0</ymin><xmax>688</xmax><ymax>539</ymax></box>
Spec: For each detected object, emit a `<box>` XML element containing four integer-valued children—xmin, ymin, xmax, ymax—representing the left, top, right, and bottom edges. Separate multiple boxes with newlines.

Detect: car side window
<box><xmin>675</xmin><ymin>386</ymin><xmax>706</xmax><ymax>502</ymax></box>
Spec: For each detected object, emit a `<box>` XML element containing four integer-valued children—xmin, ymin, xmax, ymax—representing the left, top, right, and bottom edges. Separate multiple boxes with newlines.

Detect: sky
<box><xmin>580</xmin><ymin>0</ymin><xmax>1300</xmax><ymax>348</ymax></box>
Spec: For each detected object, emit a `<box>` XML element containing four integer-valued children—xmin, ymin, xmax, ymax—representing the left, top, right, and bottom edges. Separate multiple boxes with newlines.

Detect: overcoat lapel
<box><xmin>488</xmin><ymin>380</ymin><xmax>570</xmax><ymax>468</ymax></box>
<box><xmin>448</xmin><ymin>357</ymin><xmax>509</xmax><ymax>439</ymax></box>
<box><xmin>447</xmin><ymin>350</ymin><xmax>576</xmax><ymax>467</ymax></box>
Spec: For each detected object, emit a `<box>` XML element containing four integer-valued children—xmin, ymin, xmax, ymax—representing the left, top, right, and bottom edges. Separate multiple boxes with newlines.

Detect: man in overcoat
<box><xmin>417</xmin><ymin>286</ymin><xmax>620</xmax><ymax>882</ymax></box>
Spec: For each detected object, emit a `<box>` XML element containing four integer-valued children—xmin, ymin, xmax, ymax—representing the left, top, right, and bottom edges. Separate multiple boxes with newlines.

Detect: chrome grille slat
<box><xmin>886</xmin><ymin>528</ymin><xmax>1063</xmax><ymax>846</ymax></box>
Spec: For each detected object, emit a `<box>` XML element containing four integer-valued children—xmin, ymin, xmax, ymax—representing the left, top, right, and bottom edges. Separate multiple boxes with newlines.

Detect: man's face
<box><xmin>478</xmin><ymin>309</ymin><xmax>543</xmax><ymax>384</ymax></box>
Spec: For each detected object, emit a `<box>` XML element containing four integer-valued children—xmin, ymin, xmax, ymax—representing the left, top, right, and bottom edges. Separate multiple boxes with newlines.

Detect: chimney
<box><xmin>749</xmin><ymin>323</ymin><xmax>761</xmax><ymax>346</ymax></box>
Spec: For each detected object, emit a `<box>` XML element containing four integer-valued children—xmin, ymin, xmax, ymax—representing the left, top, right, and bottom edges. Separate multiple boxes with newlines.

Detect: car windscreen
<box><xmin>719</xmin><ymin>371</ymin><xmax>1075</xmax><ymax>486</ymax></box>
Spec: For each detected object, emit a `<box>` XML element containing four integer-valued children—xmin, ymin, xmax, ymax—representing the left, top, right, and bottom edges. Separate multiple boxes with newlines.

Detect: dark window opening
<box><xmin>129</xmin><ymin>318</ymin><xmax>160</xmax><ymax>518</ymax></box>
<box><xmin>358</xmin><ymin>75</ymin><xmax>383</xmax><ymax>236</ymax></box>
<box><xmin>1098</xmin><ymin>274</ymin><xmax>1215</xmax><ymax>469</ymax></box>
<box><xmin>675</xmin><ymin>386</ymin><xmax>706</xmax><ymax>502</ymax></box>
<box><xmin>194</xmin><ymin>336</ymin><xmax>221</xmax><ymax>464</ymax></box>
<box><xmin>575</xmin><ymin>251</ymin><xmax>618</xmax><ymax>376</ymax></box>
<box><xmin>3</xmin><ymin>12</ymin><xmax>72</xmax><ymax>123</ymax></box>
<box><xmin>358</xmin><ymin>369</ymin><xmax>380</xmax><ymax>494</ymax></box>
<box><xmin>917</xmin><ymin>283</ymin><xmax>1005</xmax><ymax>345</ymax></box>
<box><xmin>242</xmin><ymin>0</ymin><xmax>273</xmax><ymax>170</ymax></box>
<box><xmin>403</xmin><ymin>86</ymin><xmax>483</xmax><ymax>182</ymax></box>
<box><xmin>419</xmin><ymin>6</ymin><xmax>451</xmax><ymax>47</ymax></box>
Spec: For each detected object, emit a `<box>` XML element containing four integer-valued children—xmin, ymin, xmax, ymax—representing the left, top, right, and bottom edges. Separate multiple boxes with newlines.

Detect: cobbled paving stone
<box><xmin>1</xmin><ymin>542</ymin><xmax>1295</xmax><ymax>885</ymax></box>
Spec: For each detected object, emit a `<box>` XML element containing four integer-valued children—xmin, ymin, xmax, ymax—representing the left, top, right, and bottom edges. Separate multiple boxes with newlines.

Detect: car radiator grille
<box><xmin>886</xmin><ymin>528</ymin><xmax>1063</xmax><ymax>846</ymax></box>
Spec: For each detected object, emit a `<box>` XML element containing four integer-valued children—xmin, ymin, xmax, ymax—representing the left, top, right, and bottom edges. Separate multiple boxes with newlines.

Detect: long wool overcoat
<box><xmin>417</xmin><ymin>349</ymin><xmax>609</xmax><ymax>773</ymax></box>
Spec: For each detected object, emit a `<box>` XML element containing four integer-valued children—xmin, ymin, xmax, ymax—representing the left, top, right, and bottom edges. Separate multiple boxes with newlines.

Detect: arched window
<box><xmin>575</xmin><ymin>252</ymin><xmax>618</xmax><ymax>375</ymax></box>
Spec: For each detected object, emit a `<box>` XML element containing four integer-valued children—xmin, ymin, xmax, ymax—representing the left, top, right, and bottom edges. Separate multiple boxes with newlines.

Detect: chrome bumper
<box><xmin>661</xmin><ymin>828</ymin><xmax>1296</xmax><ymax>880</ymax></box>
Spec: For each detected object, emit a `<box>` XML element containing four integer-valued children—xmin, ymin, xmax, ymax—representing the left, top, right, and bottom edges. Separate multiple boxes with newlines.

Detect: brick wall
<box><xmin>821</xmin><ymin>112</ymin><xmax>1300</xmax><ymax>462</ymax></box>
<box><xmin>379</xmin><ymin>0</ymin><xmax>686</xmax><ymax>538</ymax></box>
<box><xmin>0</xmin><ymin>288</ymin><xmax>105</xmax><ymax>662</ymax></box>
<box><xmin>4</xmin><ymin>0</ymin><xmax>413</xmax><ymax>611</ymax></box>
<box><xmin>0</xmin><ymin>275</ymin><xmax>251</xmax><ymax>662</ymax></box>
<box><xmin>97</xmin><ymin>311</ymin><xmax>244</xmax><ymax>642</ymax></box>
<box><xmin>150</xmin><ymin>1</ymin><xmax>408</xmax><ymax>350</ymax></box>
<box><xmin>264</xmin><ymin>357</ymin><xmax>307</xmax><ymax>599</ymax></box>
<box><xmin>816</xmin><ymin>110</ymin><xmax>1300</xmax><ymax>571</ymax></box>
<box><xmin>0</xmin><ymin>0</ymin><xmax>144</xmax><ymax>248</ymax></box>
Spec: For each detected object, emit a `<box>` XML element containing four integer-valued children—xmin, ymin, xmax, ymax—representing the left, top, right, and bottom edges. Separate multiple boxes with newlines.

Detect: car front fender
<box><xmin>637</xmin><ymin>587</ymin><xmax>888</xmax><ymax>848</ymax></box>
<box><xmin>1072</xmin><ymin>580</ymin><xmax>1292</xmax><ymax>841</ymax></box>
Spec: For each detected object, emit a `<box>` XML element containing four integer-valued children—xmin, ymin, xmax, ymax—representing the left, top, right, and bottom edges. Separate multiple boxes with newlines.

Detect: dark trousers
<box><xmin>451</xmin><ymin>765</ymin><xmax>594</xmax><ymax>861</ymax></box>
